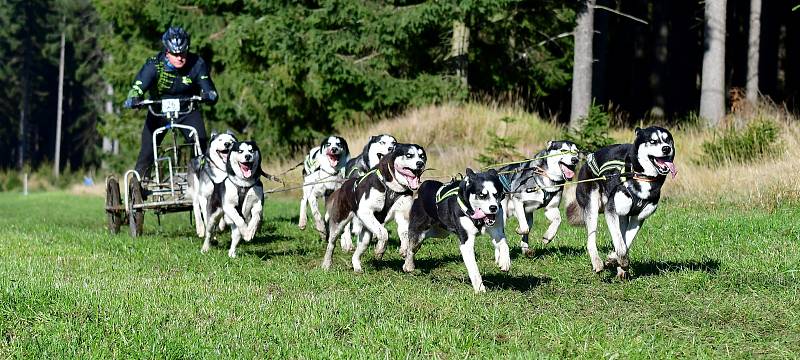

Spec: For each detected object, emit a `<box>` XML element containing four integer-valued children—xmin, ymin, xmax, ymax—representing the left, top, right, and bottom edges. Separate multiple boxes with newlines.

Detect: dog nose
<box><xmin>662</xmin><ymin>146</ymin><xmax>672</xmax><ymax>155</ymax></box>
<box><xmin>416</xmin><ymin>161</ymin><xmax>424</xmax><ymax>169</ymax></box>
<box><xmin>571</xmin><ymin>157</ymin><xmax>578</xmax><ymax>165</ymax></box>
<box><xmin>224</xmin><ymin>142</ymin><xmax>231</xmax><ymax>147</ymax></box>
<box><xmin>387</xmin><ymin>146</ymin><xmax>394</xmax><ymax>152</ymax></box>
<box><xmin>489</xmin><ymin>205</ymin><xmax>498</xmax><ymax>213</ymax></box>
<box><xmin>245</xmin><ymin>154</ymin><xmax>252</xmax><ymax>161</ymax></box>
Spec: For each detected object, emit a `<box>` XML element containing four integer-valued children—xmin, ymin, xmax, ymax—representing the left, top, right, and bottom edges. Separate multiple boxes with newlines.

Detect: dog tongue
<box><xmin>240</xmin><ymin>163</ymin><xmax>252</xmax><ymax>177</ymax></box>
<box><xmin>560</xmin><ymin>163</ymin><xmax>575</xmax><ymax>179</ymax></box>
<box><xmin>470</xmin><ymin>208</ymin><xmax>486</xmax><ymax>220</ymax></box>
<box><xmin>408</xmin><ymin>175</ymin><xmax>420</xmax><ymax>189</ymax></box>
<box><xmin>658</xmin><ymin>160</ymin><xmax>678</xmax><ymax>179</ymax></box>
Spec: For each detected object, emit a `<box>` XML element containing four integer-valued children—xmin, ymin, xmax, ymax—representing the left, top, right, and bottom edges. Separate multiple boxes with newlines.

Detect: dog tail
<box><xmin>564</xmin><ymin>182</ymin><xmax>584</xmax><ymax>226</ymax></box>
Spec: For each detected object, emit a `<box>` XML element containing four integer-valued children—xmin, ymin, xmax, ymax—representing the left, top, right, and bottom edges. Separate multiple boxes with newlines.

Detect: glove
<box><xmin>123</xmin><ymin>97</ymin><xmax>141</xmax><ymax>109</ymax></box>
<box><xmin>200</xmin><ymin>90</ymin><xmax>218</xmax><ymax>103</ymax></box>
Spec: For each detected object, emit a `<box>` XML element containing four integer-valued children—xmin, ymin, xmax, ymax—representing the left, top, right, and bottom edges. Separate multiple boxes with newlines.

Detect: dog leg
<box><xmin>321</xmin><ymin>213</ymin><xmax>354</xmax><ymax>269</ymax></box>
<box><xmin>228</xmin><ymin>225</ymin><xmax>242</xmax><ymax>258</ymax></box>
<box><xmin>340</xmin><ymin>220</ymin><xmax>356</xmax><ymax>253</ymax></box>
<box><xmin>298</xmin><ymin>188</ymin><xmax>309</xmax><ymax>230</ymax></box>
<box><xmin>244</xmin><ymin>202</ymin><xmax>263</xmax><ymax>241</ymax></box>
<box><xmin>520</xmin><ymin>210</ymin><xmax>534</xmax><ymax>256</ymax></box>
<box><xmin>202</xmin><ymin>208</ymin><xmax>224</xmax><ymax>253</ymax></box>
<box><xmin>513</xmin><ymin>198</ymin><xmax>530</xmax><ymax>236</ymax></box>
<box><xmin>193</xmin><ymin>197</ymin><xmax>205</xmax><ymax>238</ymax></box>
<box><xmin>585</xmin><ymin>190</ymin><xmax>603</xmax><ymax>273</ymax></box>
<box><xmin>351</xmin><ymin>229</ymin><xmax>373</xmax><ymax>273</ymax></box>
<box><xmin>307</xmin><ymin>192</ymin><xmax>327</xmax><ymax>239</ymax></box>
<box><xmin>488</xmin><ymin>227</ymin><xmax>511</xmax><ymax>273</ymax></box>
<box><xmin>402</xmin><ymin>231</ymin><xmax>423</xmax><ymax>273</ymax></box>
<box><xmin>459</xmin><ymin>233</ymin><xmax>486</xmax><ymax>293</ymax></box>
<box><xmin>604</xmin><ymin>210</ymin><xmax>627</xmax><ymax>271</ymax></box>
<box><xmin>357</xmin><ymin>208</ymin><xmax>388</xmax><ymax>247</ymax></box>
<box><xmin>542</xmin><ymin>200</ymin><xmax>561</xmax><ymax>245</ymax></box>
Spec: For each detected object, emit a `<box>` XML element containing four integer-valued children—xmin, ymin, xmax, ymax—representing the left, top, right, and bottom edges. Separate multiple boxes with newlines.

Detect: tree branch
<box><xmin>593</xmin><ymin>5</ymin><xmax>648</xmax><ymax>25</ymax></box>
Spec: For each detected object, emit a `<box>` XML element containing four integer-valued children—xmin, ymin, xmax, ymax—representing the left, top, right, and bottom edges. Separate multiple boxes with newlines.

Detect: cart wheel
<box><xmin>106</xmin><ymin>177</ymin><xmax>122</xmax><ymax>234</ymax></box>
<box><xmin>128</xmin><ymin>177</ymin><xmax>145</xmax><ymax>237</ymax></box>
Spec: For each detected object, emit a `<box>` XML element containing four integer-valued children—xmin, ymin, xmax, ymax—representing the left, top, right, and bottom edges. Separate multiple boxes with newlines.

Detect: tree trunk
<box><xmin>17</xmin><ymin>3</ymin><xmax>31</xmax><ymax>170</ymax></box>
<box><xmin>700</xmin><ymin>0</ymin><xmax>727</xmax><ymax>127</ymax></box>
<box><xmin>570</xmin><ymin>0</ymin><xmax>595</xmax><ymax>129</ymax></box>
<box><xmin>746</xmin><ymin>0</ymin><xmax>761</xmax><ymax>103</ymax></box>
<box><xmin>55</xmin><ymin>27</ymin><xmax>65</xmax><ymax>177</ymax></box>
<box><xmin>450</xmin><ymin>20</ymin><xmax>469</xmax><ymax>89</ymax></box>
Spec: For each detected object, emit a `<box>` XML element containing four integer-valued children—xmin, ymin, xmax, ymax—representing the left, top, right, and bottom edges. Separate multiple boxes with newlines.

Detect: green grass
<box><xmin>1</xmin><ymin>192</ymin><xmax>799</xmax><ymax>358</ymax></box>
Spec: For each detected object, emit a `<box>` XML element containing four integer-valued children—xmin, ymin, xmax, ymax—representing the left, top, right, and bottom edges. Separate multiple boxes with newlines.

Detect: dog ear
<box><xmin>487</xmin><ymin>168</ymin><xmax>499</xmax><ymax>178</ymax></box>
<box><xmin>339</xmin><ymin>137</ymin><xmax>349</xmax><ymax>157</ymax></box>
<box><xmin>635</xmin><ymin>127</ymin><xmax>642</xmax><ymax>137</ymax></box>
<box><xmin>547</xmin><ymin>140</ymin><xmax>553</xmax><ymax>149</ymax></box>
<box><xmin>465</xmin><ymin>168</ymin><xmax>476</xmax><ymax>178</ymax></box>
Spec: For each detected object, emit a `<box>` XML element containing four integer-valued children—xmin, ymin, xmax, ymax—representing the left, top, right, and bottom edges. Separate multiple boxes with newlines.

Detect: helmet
<box><xmin>161</xmin><ymin>26</ymin><xmax>190</xmax><ymax>54</ymax></box>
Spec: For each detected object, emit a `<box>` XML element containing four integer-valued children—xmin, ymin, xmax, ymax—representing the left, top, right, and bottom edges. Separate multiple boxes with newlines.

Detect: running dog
<box><xmin>298</xmin><ymin>136</ymin><xmax>350</xmax><ymax>238</ymax></box>
<box><xmin>321</xmin><ymin>143</ymin><xmax>426</xmax><ymax>272</ymax></box>
<box><xmin>499</xmin><ymin>141</ymin><xmax>579</xmax><ymax>255</ymax></box>
<box><xmin>188</xmin><ymin>131</ymin><xmax>237</xmax><ymax>238</ymax></box>
<box><xmin>340</xmin><ymin>134</ymin><xmax>397</xmax><ymax>252</ymax></box>
<box><xmin>566</xmin><ymin>126</ymin><xmax>677</xmax><ymax>278</ymax></box>
<box><xmin>202</xmin><ymin>141</ymin><xmax>265</xmax><ymax>258</ymax></box>
<box><xmin>404</xmin><ymin>169</ymin><xmax>509</xmax><ymax>293</ymax></box>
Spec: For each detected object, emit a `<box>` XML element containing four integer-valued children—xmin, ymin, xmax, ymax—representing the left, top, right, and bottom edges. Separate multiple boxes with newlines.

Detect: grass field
<box><xmin>1</xmin><ymin>191</ymin><xmax>799</xmax><ymax>358</ymax></box>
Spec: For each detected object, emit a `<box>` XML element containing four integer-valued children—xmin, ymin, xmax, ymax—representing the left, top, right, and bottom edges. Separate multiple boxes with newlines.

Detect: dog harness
<box><xmin>585</xmin><ymin>153</ymin><xmax>658</xmax><ymax>216</ymax></box>
<box><xmin>434</xmin><ymin>182</ymin><xmax>485</xmax><ymax>226</ymax></box>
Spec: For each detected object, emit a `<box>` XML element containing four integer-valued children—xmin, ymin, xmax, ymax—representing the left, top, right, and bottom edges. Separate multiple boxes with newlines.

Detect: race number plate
<box><xmin>162</xmin><ymin>98</ymin><xmax>180</xmax><ymax>113</ymax></box>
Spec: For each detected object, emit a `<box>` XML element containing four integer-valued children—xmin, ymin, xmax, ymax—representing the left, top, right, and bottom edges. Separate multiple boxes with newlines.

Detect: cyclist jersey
<box><xmin>127</xmin><ymin>52</ymin><xmax>217</xmax><ymax>105</ymax></box>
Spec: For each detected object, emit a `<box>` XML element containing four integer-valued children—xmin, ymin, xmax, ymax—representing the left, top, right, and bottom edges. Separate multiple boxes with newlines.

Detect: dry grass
<box><xmin>261</xmin><ymin>101</ymin><xmax>800</xmax><ymax>207</ymax></box>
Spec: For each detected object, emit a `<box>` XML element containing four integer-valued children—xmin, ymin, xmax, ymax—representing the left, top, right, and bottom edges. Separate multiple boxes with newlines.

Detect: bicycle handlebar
<box><xmin>134</xmin><ymin>95</ymin><xmax>203</xmax><ymax>108</ymax></box>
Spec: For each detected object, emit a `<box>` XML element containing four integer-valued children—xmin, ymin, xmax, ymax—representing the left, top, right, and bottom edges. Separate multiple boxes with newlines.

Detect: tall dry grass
<box><xmin>265</xmin><ymin>101</ymin><xmax>800</xmax><ymax>208</ymax></box>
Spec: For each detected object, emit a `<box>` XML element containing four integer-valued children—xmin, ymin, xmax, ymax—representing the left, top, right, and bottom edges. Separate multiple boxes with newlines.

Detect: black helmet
<box><xmin>162</xmin><ymin>26</ymin><xmax>190</xmax><ymax>54</ymax></box>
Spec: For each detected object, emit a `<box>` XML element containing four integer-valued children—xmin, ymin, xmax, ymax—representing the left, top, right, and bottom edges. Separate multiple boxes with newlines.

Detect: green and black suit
<box><xmin>128</xmin><ymin>51</ymin><xmax>218</xmax><ymax>176</ymax></box>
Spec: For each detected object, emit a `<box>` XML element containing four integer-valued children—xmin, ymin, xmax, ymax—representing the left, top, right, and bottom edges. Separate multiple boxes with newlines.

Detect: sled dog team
<box><xmin>188</xmin><ymin>126</ymin><xmax>677</xmax><ymax>292</ymax></box>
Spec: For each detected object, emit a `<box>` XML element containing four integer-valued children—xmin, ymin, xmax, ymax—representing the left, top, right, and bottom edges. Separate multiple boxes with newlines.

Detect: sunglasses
<box><xmin>167</xmin><ymin>52</ymin><xmax>187</xmax><ymax>58</ymax></box>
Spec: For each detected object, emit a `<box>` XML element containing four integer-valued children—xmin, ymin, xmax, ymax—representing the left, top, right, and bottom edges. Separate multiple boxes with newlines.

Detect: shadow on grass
<box><xmin>482</xmin><ymin>273</ymin><xmax>551</xmax><ymax>292</ymax></box>
<box><xmin>512</xmin><ymin>245</ymin><xmax>585</xmax><ymax>260</ymax></box>
<box><xmin>372</xmin><ymin>254</ymin><xmax>464</xmax><ymax>274</ymax></box>
<box><xmin>633</xmin><ymin>259</ymin><xmax>721</xmax><ymax>277</ymax></box>
<box><xmin>249</xmin><ymin>246</ymin><xmax>312</xmax><ymax>260</ymax></box>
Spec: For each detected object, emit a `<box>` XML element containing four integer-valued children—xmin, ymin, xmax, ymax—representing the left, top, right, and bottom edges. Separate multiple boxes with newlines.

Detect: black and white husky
<box><xmin>339</xmin><ymin>134</ymin><xmax>397</xmax><ymax>251</ymax></box>
<box><xmin>499</xmin><ymin>141</ymin><xmax>579</xmax><ymax>254</ymax></box>
<box><xmin>321</xmin><ymin>144</ymin><xmax>426</xmax><ymax>272</ymax></box>
<box><xmin>298</xmin><ymin>136</ymin><xmax>350</xmax><ymax>238</ymax></box>
<box><xmin>202</xmin><ymin>141</ymin><xmax>265</xmax><ymax>258</ymax></box>
<box><xmin>566</xmin><ymin>126</ymin><xmax>677</xmax><ymax>278</ymax></box>
<box><xmin>404</xmin><ymin>169</ymin><xmax>509</xmax><ymax>293</ymax></box>
<box><xmin>188</xmin><ymin>131</ymin><xmax>237</xmax><ymax>238</ymax></box>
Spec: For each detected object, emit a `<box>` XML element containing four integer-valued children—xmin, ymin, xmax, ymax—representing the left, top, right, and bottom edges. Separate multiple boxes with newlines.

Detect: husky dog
<box><xmin>298</xmin><ymin>136</ymin><xmax>350</xmax><ymax>238</ymax></box>
<box><xmin>202</xmin><ymin>141</ymin><xmax>265</xmax><ymax>258</ymax></box>
<box><xmin>404</xmin><ymin>169</ymin><xmax>509</xmax><ymax>293</ymax></box>
<box><xmin>321</xmin><ymin>144</ymin><xmax>426</xmax><ymax>272</ymax></box>
<box><xmin>343</xmin><ymin>134</ymin><xmax>397</xmax><ymax>179</ymax></box>
<box><xmin>566</xmin><ymin>126</ymin><xmax>677</xmax><ymax>278</ymax></box>
<box><xmin>499</xmin><ymin>141</ymin><xmax>579</xmax><ymax>254</ymax></box>
<box><xmin>188</xmin><ymin>131</ymin><xmax>237</xmax><ymax>238</ymax></box>
<box><xmin>339</xmin><ymin>134</ymin><xmax>397</xmax><ymax>251</ymax></box>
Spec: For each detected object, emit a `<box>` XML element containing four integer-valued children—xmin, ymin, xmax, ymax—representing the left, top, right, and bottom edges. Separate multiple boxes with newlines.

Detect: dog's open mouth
<box><xmin>484</xmin><ymin>213</ymin><xmax>497</xmax><ymax>226</ymax></box>
<box><xmin>396</xmin><ymin>167</ymin><xmax>422</xmax><ymax>190</ymax></box>
<box><xmin>326</xmin><ymin>150</ymin><xmax>340</xmax><ymax>167</ymax></box>
<box><xmin>216</xmin><ymin>149</ymin><xmax>230</xmax><ymax>162</ymax></box>
<box><xmin>376</xmin><ymin>153</ymin><xmax>385</xmax><ymax>160</ymax></box>
<box><xmin>651</xmin><ymin>156</ymin><xmax>677</xmax><ymax>178</ymax></box>
<box><xmin>239</xmin><ymin>161</ymin><xmax>254</xmax><ymax>178</ymax></box>
<box><xmin>559</xmin><ymin>162</ymin><xmax>576</xmax><ymax>180</ymax></box>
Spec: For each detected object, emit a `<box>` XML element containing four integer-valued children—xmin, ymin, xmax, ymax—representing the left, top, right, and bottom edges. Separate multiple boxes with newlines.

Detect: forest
<box><xmin>0</xmin><ymin>0</ymin><xmax>794</xmax><ymax>172</ymax></box>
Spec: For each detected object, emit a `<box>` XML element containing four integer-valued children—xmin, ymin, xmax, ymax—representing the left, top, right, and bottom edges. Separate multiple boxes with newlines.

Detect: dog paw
<box><xmin>515</xmin><ymin>227</ymin><xmax>530</xmax><ymax>235</ymax></box>
<box><xmin>201</xmin><ymin>244</ymin><xmax>210</xmax><ymax>253</ymax></box>
<box><xmin>377</xmin><ymin>228</ymin><xmax>389</xmax><ymax>243</ymax></box>
<box><xmin>616</xmin><ymin>267</ymin><xmax>629</xmax><ymax>280</ymax></box>
<box><xmin>474</xmin><ymin>283</ymin><xmax>487</xmax><ymax>293</ymax></box>
<box><xmin>402</xmin><ymin>261</ymin><xmax>415</xmax><ymax>273</ymax></box>
<box><xmin>373</xmin><ymin>249</ymin><xmax>385</xmax><ymax>261</ymax></box>
<box><xmin>228</xmin><ymin>249</ymin><xmax>237</xmax><ymax>258</ymax></box>
<box><xmin>298</xmin><ymin>224</ymin><xmax>306</xmax><ymax>230</ymax></box>
<box><xmin>398</xmin><ymin>246</ymin><xmax>407</xmax><ymax>258</ymax></box>
<box><xmin>497</xmin><ymin>256</ymin><xmax>511</xmax><ymax>272</ymax></box>
<box><xmin>321</xmin><ymin>259</ymin><xmax>332</xmax><ymax>270</ymax></box>
<box><xmin>523</xmin><ymin>247</ymin><xmax>534</xmax><ymax>257</ymax></box>
<box><xmin>542</xmin><ymin>236</ymin><xmax>553</xmax><ymax>245</ymax></box>
<box><xmin>352</xmin><ymin>264</ymin><xmax>363</xmax><ymax>274</ymax></box>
